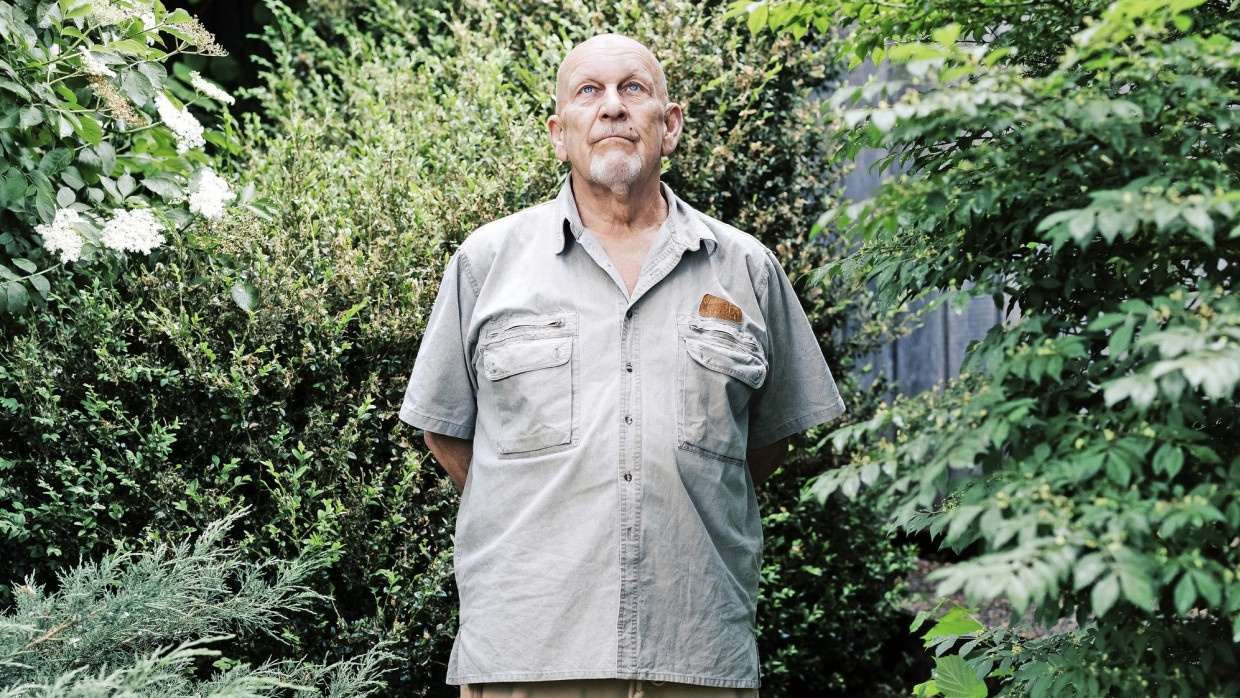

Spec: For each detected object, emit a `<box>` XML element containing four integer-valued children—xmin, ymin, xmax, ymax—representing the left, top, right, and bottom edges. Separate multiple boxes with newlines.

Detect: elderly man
<box><xmin>400</xmin><ymin>34</ymin><xmax>845</xmax><ymax>698</ymax></box>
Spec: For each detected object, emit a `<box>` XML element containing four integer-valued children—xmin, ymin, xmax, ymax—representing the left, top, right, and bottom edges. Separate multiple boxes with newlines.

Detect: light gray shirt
<box><xmin>400</xmin><ymin>182</ymin><xmax>845</xmax><ymax>688</ymax></box>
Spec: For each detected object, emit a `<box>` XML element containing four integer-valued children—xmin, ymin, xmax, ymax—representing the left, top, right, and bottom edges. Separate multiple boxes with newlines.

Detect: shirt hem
<box><xmin>399</xmin><ymin>405</ymin><xmax>474</xmax><ymax>439</ymax></box>
<box><xmin>447</xmin><ymin>670</ymin><xmax>759</xmax><ymax>688</ymax></box>
<box><xmin>750</xmin><ymin>399</ymin><xmax>846</xmax><ymax>448</ymax></box>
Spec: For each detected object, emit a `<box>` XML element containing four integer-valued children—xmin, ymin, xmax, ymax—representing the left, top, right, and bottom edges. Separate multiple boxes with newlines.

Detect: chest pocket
<box><xmin>676</xmin><ymin>316</ymin><xmax>767</xmax><ymax>465</ymax></box>
<box><xmin>479</xmin><ymin>313</ymin><xmax>578</xmax><ymax>458</ymax></box>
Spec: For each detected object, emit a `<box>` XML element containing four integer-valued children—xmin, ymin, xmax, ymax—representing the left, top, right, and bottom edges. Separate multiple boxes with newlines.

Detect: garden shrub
<box><xmin>741</xmin><ymin>0</ymin><xmax>1240</xmax><ymax>695</ymax></box>
<box><xmin>2</xmin><ymin>0</ymin><xmax>913</xmax><ymax>695</ymax></box>
<box><xmin>1</xmin><ymin>511</ymin><xmax>390</xmax><ymax>697</ymax></box>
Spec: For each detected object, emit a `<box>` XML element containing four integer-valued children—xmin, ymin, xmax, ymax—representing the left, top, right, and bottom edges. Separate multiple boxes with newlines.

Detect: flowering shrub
<box><xmin>0</xmin><ymin>0</ymin><xmax>243</xmax><ymax>314</ymax></box>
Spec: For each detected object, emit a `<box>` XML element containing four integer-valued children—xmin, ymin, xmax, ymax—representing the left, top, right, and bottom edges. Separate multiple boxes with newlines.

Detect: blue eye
<box><xmin>626</xmin><ymin>83</ymin><xmax>642</xmax><ymax>91</ymax></box>
<box><xmin>580</xmin><ymin>85</ymin><xmax>596</xmax><ymax>94</ymax></box>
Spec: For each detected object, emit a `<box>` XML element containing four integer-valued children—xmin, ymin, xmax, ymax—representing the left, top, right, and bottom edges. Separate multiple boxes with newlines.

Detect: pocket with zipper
<box><xmin>478</xmin><ymin>313</ymin><xmax>579</xmax><ymax>457</ymax></box>
<box><xmin>676</xmin><ymin>315</ymin><xmax>767</xmax><ymax>464</ymax></box>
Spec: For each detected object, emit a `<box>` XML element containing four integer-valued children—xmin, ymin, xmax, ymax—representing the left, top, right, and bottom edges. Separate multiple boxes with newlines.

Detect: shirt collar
<box><xmin>552</xmin><ymin>178</ymin><xmax>718</xmax><ymax>255</ymax></box>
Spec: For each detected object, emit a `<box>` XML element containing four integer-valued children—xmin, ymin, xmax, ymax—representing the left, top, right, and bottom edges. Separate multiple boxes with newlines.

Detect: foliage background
<box><xmin>737</xmin><ymin>0</ymin><xmax>1240</xmax><ymax>695</ymax></box>
<box><xmin>2</xmin><ymin>0</ymin><xmax>916</xmax><ymax>696</ymax></box>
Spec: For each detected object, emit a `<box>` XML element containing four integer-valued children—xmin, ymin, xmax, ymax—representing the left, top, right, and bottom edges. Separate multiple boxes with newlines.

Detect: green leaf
<box><xmin>1068</xmin><ymin>211</ymin><xmax>1096</xmax><ymax>243</ymax></box>
<box><xmin>1174</xmin><ymin>573</ymin><xmax>1196</xmax><ymax>615</ymax></box>
<box><xmin>2</xmin><ymin>281</ymin><xmax>30</xmax><ymax>314</ymax></box>
<box><xmin>1152</xmin><ymin>443</ymin><xmax>1184</xmax><ymax>478</ymax></box>
<box><xmin>29</xmin><ymin>273</ymin><xmax>50</xmax><ymax>296</ymax></box>
<box><xmin>56</xmin><ymin>186</ymin><xmax>75</xmax><ymax>208</ymax></box>
<box><xmin>933</xmin><ymin>23</ymin><xmax>963</xmax><ymax>46</ymax></box>
<box><xmin>1092</xmin><ymin>574</ymin><xmax>1120</xmax><ymax>616</ymax></box>
<box><xmin>1074</xmin><ymin>552</ymin><xmax>1106</xmax><ymax>590</ymax></box>
<box><xmin>63</xmin><ymin>0</ymin><xmax>93</xmax><ymax>20</ymax></box>
<box><xmin>61</xmin><ymin>166</ymin><xmax>85</xmax><ymax>190</ymax></box>
<box><xmin>142</xmin><ymin>175</ymin><xmax>183</xmax><ymax>200</ymax></box>
<box><xmin>933</xmin><ymin>655</ymin><xmax>987</xmax><ymax>698</ymax></box>
<box><xmin>119</xmin><ymin>67</ymin><xmax>154</xmax><ymax>106</ymax></box>
<box><xmin>11</xmin><ymin>258</ymin><xmax>35</xmax><ymax>274</ymax></box>
<box><xmin>165</xmin><ymin>7</ymin><xmax>193</xmax><ymax>23</ymax></box>
<box><xmin>1120</xmin><ymin>568</ymin><xmax>1155</xmax><ymax>611</ymax></box>
<box><xmin>923</xmin><ymin>606</ymin><xmax>984</xmax><ymax>643</ymax></box>
<box><xmin>19</xmin><ymin>105</ymin><xmax>44</xmax><ymax>130</ymax></box>
<box><xmin>107</xmin><ymin>38</ymin><xmax>150</xmax><ymax>55</ymax></box>
<box><xmin>747</xmin><ymin>3</ymin><xmax>768</xmax><ymax>34</ymax></box>
<box><xmin>1109</xmin><ymin>316</ymin><xmax>1135</xmax><ymax>356</ymax></box>
<box><xmin>231</xmin><ymin>281</ymin><xmax>259</xmax><ymax>313</ymax></box>
<box><xmin>1192</xmin><ymin>569</ymin><xmax>1222</xmax><ymax>607</ymax></box>
<box><xmin>117</xmin><ymin>173</ymin><xmax>137</xmax><ymax>198</ymax></box>
<box><xmin>0</xmin><ymin>79</ymin><xmax>32</xmax><ymax>100</ymax></box>
<box><xmin>72</xmin><ymin>113</ymin><xmax>103</xmax><ymax>145</ymax></box>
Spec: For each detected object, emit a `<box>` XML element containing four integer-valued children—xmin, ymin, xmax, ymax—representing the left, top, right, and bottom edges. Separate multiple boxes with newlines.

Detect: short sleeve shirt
<box><xmin>400</xmin><ymin>182</ymin><xmax>845</xmax><ymax>688</ymax></box>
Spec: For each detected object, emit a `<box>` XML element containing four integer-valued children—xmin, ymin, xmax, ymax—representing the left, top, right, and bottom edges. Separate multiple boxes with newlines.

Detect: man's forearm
<box><xmin>747</xmin><ymin>437</ymin><xmax>790</xmax><ymax>487</ymax></box>
<box><xmin>424</xmin><ymin>431</ymin><xmax>473</xmax><ymax>490</ymax></box>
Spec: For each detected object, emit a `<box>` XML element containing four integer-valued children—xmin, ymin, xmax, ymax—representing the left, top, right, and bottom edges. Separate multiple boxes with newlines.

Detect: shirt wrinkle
<box><xmin>400</xmin><ymin>181</ymin><xmax>844</xmax><ymax>689</ymax></box>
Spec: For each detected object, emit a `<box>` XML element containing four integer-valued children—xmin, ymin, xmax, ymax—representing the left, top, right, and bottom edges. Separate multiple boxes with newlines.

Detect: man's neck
<box><xmin>571</xmin><ymin>172</ymin><xmax>668</xmax><ymax>239</ymax></box>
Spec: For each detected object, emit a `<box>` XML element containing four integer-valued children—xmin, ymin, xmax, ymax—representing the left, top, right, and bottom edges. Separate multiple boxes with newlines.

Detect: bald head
<box><xmin>555</xmin><ymin>34</ymin><xmax>670</xmax><ymax>114</ymax></box>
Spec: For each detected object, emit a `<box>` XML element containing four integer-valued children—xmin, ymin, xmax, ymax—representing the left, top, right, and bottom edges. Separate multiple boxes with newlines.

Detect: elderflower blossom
<box><xmin>153</xmin><ymin>94</ymin><xmax>205</xmax><ymax>153</ymax></box>
<box><xmin>36</xmin><ymin>209</ymin><xmax>87</xmax><ymax>263</ymax></box>
<box><xmin>100</xmin><ymin>208</ymin><xmax>164</xmax><ymax>254</ymax></box>
<box><xmin>90</xmin><ymin>0</ymin><xmax>144</xmax><ymax>26</ymax></box>
<box><xmin>188</xmin><ymin>71</ymin><xmax>235</xmax><ymax>105</ymax></box>
<box><xmin>80</xmin><ymin>51</ymin><xmax>115</xmax><ymax>78</ymax></box>
<box><xmin>189</xmin><ymin>169</ymin><xmax>236</xmax><ymax>220</ymax></box>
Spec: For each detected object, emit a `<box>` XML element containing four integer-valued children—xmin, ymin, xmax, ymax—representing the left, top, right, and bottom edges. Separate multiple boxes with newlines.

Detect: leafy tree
<box><xmin>736</xmin><ymin>0</ymin><xmax>1240</xmax><ymax>695</ymax></box>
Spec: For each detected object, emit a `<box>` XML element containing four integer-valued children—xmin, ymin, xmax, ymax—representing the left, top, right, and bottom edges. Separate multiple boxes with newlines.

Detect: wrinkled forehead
<box><xmin>555</xmin><ymin>35</ymin><xmax>669</xmax><ymax>105</ymax></box>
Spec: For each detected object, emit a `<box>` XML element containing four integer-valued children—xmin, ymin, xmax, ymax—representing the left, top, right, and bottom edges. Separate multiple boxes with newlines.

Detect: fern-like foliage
<box><xmin>0</xmin><ymin>511</ymin><xmax>391</xmax><ymax>696</ymax></box>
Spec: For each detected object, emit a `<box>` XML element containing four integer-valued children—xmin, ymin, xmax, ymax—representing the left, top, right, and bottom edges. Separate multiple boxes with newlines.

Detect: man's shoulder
<box><xmin>683</xmin><ymin>204</ymin><xmax>779</xmax><ymax>268</ymax></box>
<box><xmin>460</xmin><ymin>199</ymin><xmax>558</xmax><ymax>253</ymax></box>
<box><xmin>451</xmin><ymin>198</ymin><xmax>559</xmax><ymax>283</ymax></box>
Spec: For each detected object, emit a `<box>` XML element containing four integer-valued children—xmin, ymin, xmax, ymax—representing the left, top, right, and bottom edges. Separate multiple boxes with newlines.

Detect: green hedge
<box><xmin>0</xmin><ymin>1</ymin><xmax>913</xmax><ymax>695</ymax></box>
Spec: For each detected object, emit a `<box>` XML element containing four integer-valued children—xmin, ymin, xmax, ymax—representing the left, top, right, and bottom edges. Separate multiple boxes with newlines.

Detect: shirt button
<box><xmin>625</xmin><ymin>310</ymin><xmax>633</xmax><ymax>319</ymax></box>
<box><xmin>623</xmin><ymin>472</ymin><xmax>633</xmax><ymax>482</ymax></box>
<box><xmin>624</xmin><ymin>415</ymin><xmax>633</xmax><ymax>424</ymax></box>
<box><xmin>625</xmin><ymin>363</ymin><xmax>633</xmax><ymax>372</ymax></box>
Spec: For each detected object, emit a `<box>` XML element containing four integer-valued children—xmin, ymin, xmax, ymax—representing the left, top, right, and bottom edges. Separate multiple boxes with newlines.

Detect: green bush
<box><xmin>2</xmin><ymin>0</ymin><xmax>912</xmax><ymax>695</ymax></box>
<box><xmin>741</xmin><ymin>0</ymin><xmax>1240</xmax><ymax>695</ymax></box>
<box><xmin>1</xmin><ymin>511</ymin><xmax>390</xmax><ymax>697</ymax></box>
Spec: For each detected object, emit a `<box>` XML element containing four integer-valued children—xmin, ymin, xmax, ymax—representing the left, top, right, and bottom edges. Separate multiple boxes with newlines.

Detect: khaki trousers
<box><xmin>460</xmin><ymin>680</ymin><xmax>758</xmax><ymax>698</ymax></box>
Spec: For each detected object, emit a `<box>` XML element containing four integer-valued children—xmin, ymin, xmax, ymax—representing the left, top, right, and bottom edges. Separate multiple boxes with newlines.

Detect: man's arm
<box><xmin>424</xmin><ymin>431</ymin><xmax>474</xmax><ymax>490</ymax></box>
<box><xmin>747</xmin><ymin>436</ymin><xmax>789</xmax><ymax>487</ymax></box>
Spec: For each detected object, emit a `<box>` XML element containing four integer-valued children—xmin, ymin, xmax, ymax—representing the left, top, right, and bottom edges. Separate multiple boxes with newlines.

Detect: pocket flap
<box><xmin>482</xmin><ymin>336</ymin><xmax>573</xmax><ymax>381</ymax></box>
<box><xmin>684</xmin><ymin>337</ymin><xmax>767</xmax><ymax>389</ymax></box>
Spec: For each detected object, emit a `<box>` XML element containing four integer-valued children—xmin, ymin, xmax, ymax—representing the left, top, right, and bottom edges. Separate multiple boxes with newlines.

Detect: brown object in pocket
<box><xmin>699</xmin><ymin>294</ymin><xmax>742</xmax><ymax>323</ymax></box>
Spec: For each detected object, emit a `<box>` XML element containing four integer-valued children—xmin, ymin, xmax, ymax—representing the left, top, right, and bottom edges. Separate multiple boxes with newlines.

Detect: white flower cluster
<box><xmin>153</xmin><ymin>94</ymin><xmax>205</xmax><ymax>153</ymax></box>
<box><xmin>100</xmin><ymin>209</ymin><xmax>164</xmax><ymax>254</ymax></box>
<box><xmin>189</xmin><ymin>168</ymin><xmax>236</xmax><ymax>220</ymax></box>
<box><xmin>189</xmin><ymin>71</ymin><xmax>235</xmax><ymax>105</ymax></box>
<box><xmin>36</xmin><ymin>209</ymin><xmax>87</xmax><ymax>263</ymax></box>
<box><xmin>90</xmin><ymin>0</ymin><xmax>152</xmax><ymax>27</ymax></box>
<box><xmin>81</xmin><ymin>51</ymin><xmax>115</xmax><ymax>78</ymax></box>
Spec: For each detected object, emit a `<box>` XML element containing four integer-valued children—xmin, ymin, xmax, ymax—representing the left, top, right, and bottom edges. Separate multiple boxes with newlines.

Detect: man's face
<box><xmin>548</xmin><ymin>35</ymin><xmax>683</xmax><ymax>194</ymax></box>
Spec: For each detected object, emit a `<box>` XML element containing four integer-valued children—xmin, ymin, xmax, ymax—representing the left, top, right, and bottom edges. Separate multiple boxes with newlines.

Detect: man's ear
<box><xmin>547</xmin><ymin>115</ymin><xmax>569</xmax><ymax>162</ymax></box>
<box><xmin>661</xmin><ymin>102</ymin><xmax>684</xmax><ymax>156</ymax></box>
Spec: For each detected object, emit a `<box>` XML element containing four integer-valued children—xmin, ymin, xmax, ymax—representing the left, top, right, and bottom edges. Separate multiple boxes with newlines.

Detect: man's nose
<box><xmin>600</xmin><ymin>86</ymin><xmax>627</xmax><ymax>119</ymax></box>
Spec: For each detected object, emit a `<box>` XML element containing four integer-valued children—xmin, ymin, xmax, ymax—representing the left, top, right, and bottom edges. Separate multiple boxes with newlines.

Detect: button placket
<box><xmin>616</xmin><ymin>301</ymin><xmax>642</xmax><ymax>671</ymax></box>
